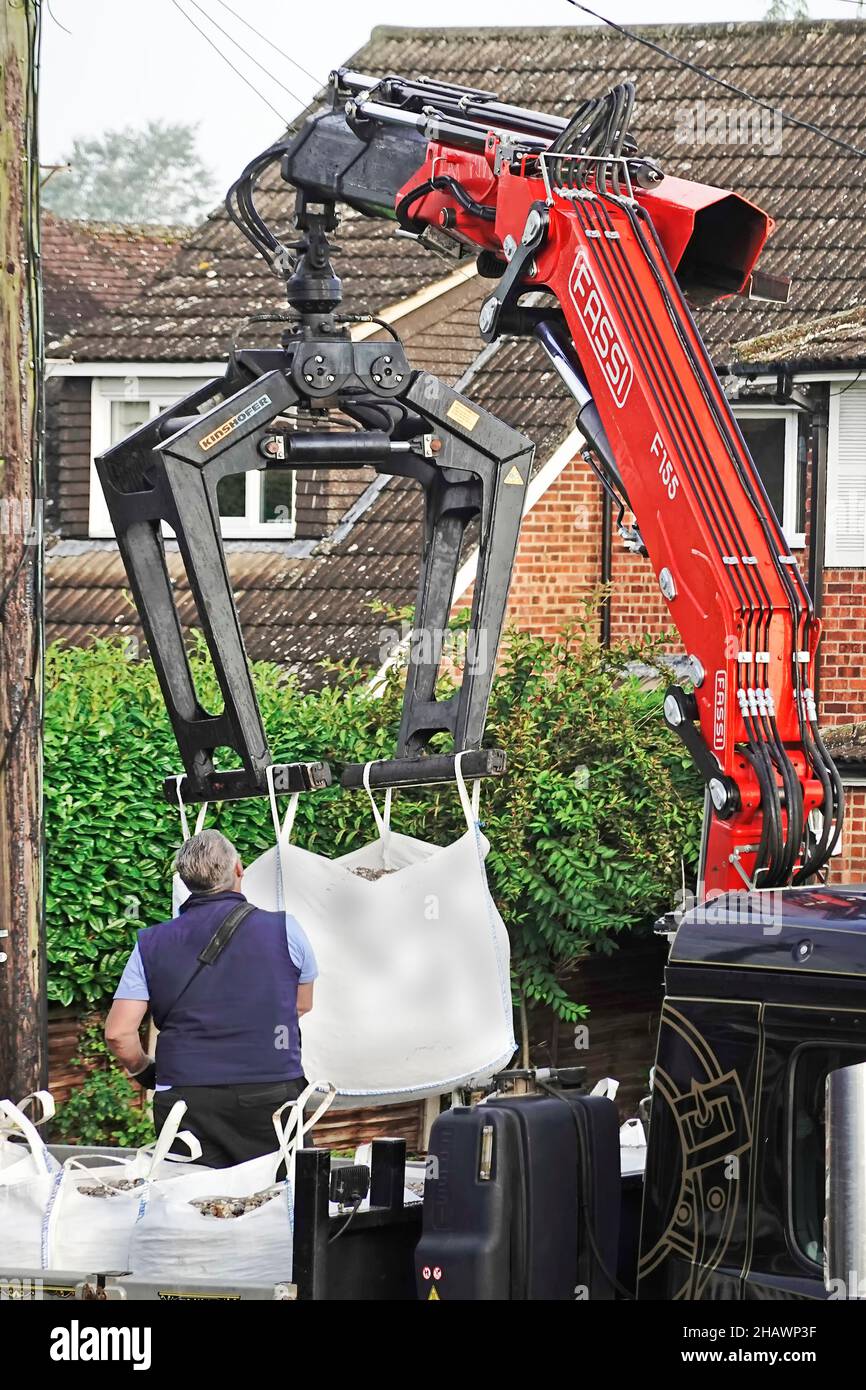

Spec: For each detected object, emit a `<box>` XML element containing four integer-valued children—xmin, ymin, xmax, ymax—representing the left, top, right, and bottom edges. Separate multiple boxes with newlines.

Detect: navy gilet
<box><xmin>137</xmin><ymin>891</ymin><xmax>302</xmax><ymax>1087</ymax></box>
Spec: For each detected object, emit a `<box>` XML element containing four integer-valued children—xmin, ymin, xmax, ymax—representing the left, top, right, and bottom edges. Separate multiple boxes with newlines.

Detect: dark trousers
<box><xmin>153</xmin><ymin>1077</ymin><xmax>308</xmax><ymax>1169</ymax></box>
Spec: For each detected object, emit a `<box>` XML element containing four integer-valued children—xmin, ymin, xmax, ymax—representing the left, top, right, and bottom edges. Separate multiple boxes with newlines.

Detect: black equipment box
<box><xmin>416</xmin><ymin>1092</ymin><xmax>621</xmax><ymax>1300</ymax></box>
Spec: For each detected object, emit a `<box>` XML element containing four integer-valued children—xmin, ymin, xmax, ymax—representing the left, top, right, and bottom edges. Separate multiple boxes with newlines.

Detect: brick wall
<box><xmin>462</xmin><ymin>452</ymin><xmax>675</xmax><ymax>647</ymax></box>
<box><xmin>494</xmin><ymin>432</ymin><xmax>866</xmax><ymax>738</ymax></box>
<box><xmin>499</xmin><ymin>454</ymin><xmax>603</xmax><ymax>636</ymax></box>
<box><xmin>832</xmin><ymin>786</ymin><xmax>866</xmax><ymax>882</ymax></box>
<box><xmin>457</xmin><ymin>452</ymin><xmax>603</xmax><ymax>636</ymax></box>
<box><xmin>608</xmin><ymin>527</ymin><xmax>673</xmax><ymax>646</ymax></box>
<box><xmin>816</xmin><ymin>571</ymin><xmax>866</xmax><ymax>726</ymax></box>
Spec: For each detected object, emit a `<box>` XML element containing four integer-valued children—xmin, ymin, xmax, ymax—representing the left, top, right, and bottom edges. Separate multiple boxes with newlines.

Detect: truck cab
<box><xmin>417</xmin><ymin>886</ymin><xmax>866</xmax><ymax>1301</ymax></box>
<box><xmin>640</xmin><ymin>886</ymin><xmax>866</xmax><ymax>1299</ymax></box>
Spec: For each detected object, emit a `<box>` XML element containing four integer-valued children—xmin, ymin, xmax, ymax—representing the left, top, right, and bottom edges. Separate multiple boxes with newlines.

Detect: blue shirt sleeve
<box><xmin>113</xmin><ymin>943</ymin><xmax>150</xmax><ymax>1001</ymax></box>
<box><xmin>285</xmin><ymin>915</ymin><xmax>318</xmax><ymax>983</ymax></box>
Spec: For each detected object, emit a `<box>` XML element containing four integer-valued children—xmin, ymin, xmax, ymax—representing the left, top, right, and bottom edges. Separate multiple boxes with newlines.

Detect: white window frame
<box><xmin>825</xmin><ymin>380</ymin><xmax>866</xmax><ymax>568</ymax></box>
<box><xmin>733</xmin><ymin>403</ymin><xmax>804</xmax><ymax>549</ymax></box>
<box><xmin>88</xmin><ymin>373</ymin><xmax>296</xmax><ymax>541</ymax></box>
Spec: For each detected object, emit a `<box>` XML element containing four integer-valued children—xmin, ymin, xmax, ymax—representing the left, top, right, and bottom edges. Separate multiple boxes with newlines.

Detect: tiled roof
<box><xmin>729</xmin><ymin>304</ymin><xmax>866</xmax><ymax>373</ymax></box>
<box><xmin>42</xmin><ymin>214</ymin><xmax>185</xmax><ymax>346</ymax></box>
<box><xmin>46</xmin><ymin>484</ymin><xmax>421</xmax><ymax>677</ymax></box>
<box><xmin>58</xmin><ymin>205</ymin><xmax>452</xmax><ymax>363</ymax></box>
<box><xmin>824</xmin><ymin>722</ymin><xmax>866</xmax><ymax>772</ymax></box>
<box><xmin>59</xmin><ymin>19</ymin><xmax>866</xmax><ymax>366</ymax></box>
<box><xmin>825</xmin><ymin>722</ymin><xmax>866</xmax><ymax>752</ymax></box>
<box><xmin>46</xmin><ymin>278</ymin><xmax>577</xmax><ymax>676</ymax></box>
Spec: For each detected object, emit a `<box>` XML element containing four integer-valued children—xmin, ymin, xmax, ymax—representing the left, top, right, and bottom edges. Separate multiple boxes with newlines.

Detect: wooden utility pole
<box><xmin>0</xmin><ymin>0</ymin><xmax>45</xmax><ymax>1099</ymax></box>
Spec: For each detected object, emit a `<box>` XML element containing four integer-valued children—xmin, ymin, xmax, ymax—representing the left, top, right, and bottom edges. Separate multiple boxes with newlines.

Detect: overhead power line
<box><xmin>45</xmin><ymin>0</ymin><xmax>72</xmax><ymax>36</ymax></box>
<box><xmin>211</xmin><ymin>0</ymin><xmax>325</xmax><ymax>89</ymax></box>
<box><xmin>180</xmin><ymin>0</ymin><xmax>308</xmax><ymax>107</ymax></box>
<box><xmin>562</xmin><ymin>0</ymin><xmax>866</xmax><ymax>160</ymax></box>
<box><xmin>170</xmin><ymin>0</ymin><xmax>289</xmax><ymax>127</ymax></box>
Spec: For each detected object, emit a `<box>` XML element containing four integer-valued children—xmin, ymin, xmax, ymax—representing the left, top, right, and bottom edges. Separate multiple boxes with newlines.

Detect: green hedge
<box><xmin>45</xmin><ymin>616</ymin><xmax>703</xmax><ymax>1021</ymax></box>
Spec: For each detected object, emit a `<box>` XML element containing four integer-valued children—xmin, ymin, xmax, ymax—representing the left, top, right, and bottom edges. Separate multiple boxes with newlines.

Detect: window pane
<box><xmin>110</xmin><ymin>398</ymin><xmax>150</xmax><ymax>445</ymax></box>
<box><xmin>739</xmin><ymin>416</ymin><xmax>786</xmax><ymax>523</ymax></box>
<box><xmin>217</xmin><ymin>473</ymin><xmax>246</xmax><ymax>518</ymax></box>
<box><xmin>261</xmin><ymin>471</ymin><xmax>294</xmax><ymax>525</ymax></box>
<box><xmin>791</xmin><ymin>1045</ymin><xmax>866</xmax><ymax>1265</ymax></box>
<box><xmin>796</xmin><ymin>415</ymin><xmax>809</xmax><ymax>536</ymax></box>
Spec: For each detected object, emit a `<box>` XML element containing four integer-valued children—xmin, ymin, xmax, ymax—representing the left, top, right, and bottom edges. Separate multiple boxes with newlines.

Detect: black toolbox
<box><xmin>416</xmin><ymin>1091</ymin><xmax>621</xmax><ymax>1300</ymax></box>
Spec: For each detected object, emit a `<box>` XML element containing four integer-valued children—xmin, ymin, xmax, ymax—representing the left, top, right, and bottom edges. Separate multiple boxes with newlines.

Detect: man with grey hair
<box><xmin>105</xmin><ymin>828</ymin><xmax>317</xmax><ymax>1167</ymax></box>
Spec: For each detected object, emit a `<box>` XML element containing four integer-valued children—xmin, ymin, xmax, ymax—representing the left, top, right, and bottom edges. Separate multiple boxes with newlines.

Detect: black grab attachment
<box><xmin>95</xmin><ymin>197</ymin><xmax>533</xmax><ymax>803</ymax></box>
<box><xmin>164</xmin><ymin>760</ymin><xmax>332</xmax><ymax>808</ymax></box>
<box><xmin>342</xmin><ymin>748</ymin><xmax>506</xmax><ymax>791</ymax></box>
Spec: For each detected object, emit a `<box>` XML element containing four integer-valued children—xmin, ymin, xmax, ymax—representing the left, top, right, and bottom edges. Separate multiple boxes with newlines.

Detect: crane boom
<box><xmin>276</xmin><ymin>70</ymin><xmax>843</xmax><ymax>894</ymax></box>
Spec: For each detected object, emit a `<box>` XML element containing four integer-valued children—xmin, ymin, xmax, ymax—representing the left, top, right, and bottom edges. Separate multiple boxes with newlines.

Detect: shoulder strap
<box><xmin>197</xmin><ymin>901</ymin><xmax>256</xmax><ymax>966</ymax></box>
<box><xmin>159</xmin><ymin>902</ymin><xmax>256</xmax><ymax>1023</ymax></box>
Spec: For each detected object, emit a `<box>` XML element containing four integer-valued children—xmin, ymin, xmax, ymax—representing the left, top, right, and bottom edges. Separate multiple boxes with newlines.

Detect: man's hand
<box><xmin>128</xmin><ymin>1057</ymin><xmax>157</xmax><ymax>1090</ymax></box>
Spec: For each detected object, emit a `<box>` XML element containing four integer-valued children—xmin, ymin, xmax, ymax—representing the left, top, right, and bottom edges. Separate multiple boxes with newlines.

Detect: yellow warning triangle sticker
<box><xmin>428</xmin><ymin>1285</ymin><xmax>441</xmax><ymax>1300</ymax></box>
<box><xmin>504</xmin><ymin>466</ymin><xmax>523</xmax><ymax>486</ymax></box>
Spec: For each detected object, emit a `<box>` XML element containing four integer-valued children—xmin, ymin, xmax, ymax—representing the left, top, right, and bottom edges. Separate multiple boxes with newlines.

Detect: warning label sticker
<box><xmin>446</xmin><ymin>400</ymin><xmax>480</xmax><ymax>432</ymax></box>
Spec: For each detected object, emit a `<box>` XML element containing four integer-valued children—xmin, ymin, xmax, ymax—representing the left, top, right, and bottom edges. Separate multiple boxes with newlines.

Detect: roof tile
<box><xmin>61</xmin><ymin>20</ymin><xmax>866</xmax><ymax>367</ymax></box>
<box><xmin>43</xmin><ymin>213</ymin><xmax>185</xmax><ymax>345</ymax></box>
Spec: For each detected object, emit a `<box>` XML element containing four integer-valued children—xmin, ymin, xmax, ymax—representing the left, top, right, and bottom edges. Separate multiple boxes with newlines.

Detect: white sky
<box><xmin>40</xmin><ymin>0</ymin><xmax>861</xmax><ymax>194</ymax></box>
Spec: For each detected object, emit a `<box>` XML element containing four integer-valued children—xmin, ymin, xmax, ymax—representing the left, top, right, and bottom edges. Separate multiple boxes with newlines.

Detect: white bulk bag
<box><xmin>129</xmin><ymin>1080</ymin><xmax>335</xmax><ymax>1283</ymax></box>
<box><xmin>47</xmin><ymin>1100</ymin><xmax>201</xmax><ymax>1272</ymax></box>
<box><xmin>0</xmin><ymin>1090</ymin><xmax>54</xmax><ymax>1174</ymax></box>
<box><xmin>0</xmin><ymin>1095</ymin><xmax>60</xmax><ymax>1268</ymax></box>
<box><xmin>239</xmin><ymin>754</ymin><xmax>516</xmax><ymax>1105</ymax></box>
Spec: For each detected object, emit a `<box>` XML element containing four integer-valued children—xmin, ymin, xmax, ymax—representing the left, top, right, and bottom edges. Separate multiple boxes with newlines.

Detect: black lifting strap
<box><xmin>160</xmin><ymin>901</ymin><xmax>256</xmax><ymax>1022</ymax></box>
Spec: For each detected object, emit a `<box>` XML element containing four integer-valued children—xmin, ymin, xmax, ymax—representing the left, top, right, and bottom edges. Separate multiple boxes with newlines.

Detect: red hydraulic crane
<box><xmin>98</xmin><ymin>73</ymin><xmax>844</xmax><ymax>898</ymax></box>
